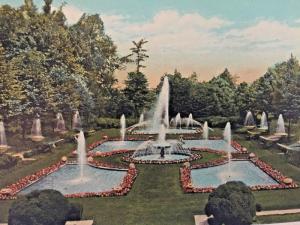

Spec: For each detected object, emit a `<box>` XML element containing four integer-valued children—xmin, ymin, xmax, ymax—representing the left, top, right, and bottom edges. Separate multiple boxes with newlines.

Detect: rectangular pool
<box><xmin>191</xmin><ymin>160</ymin><xmax>279</xmax><ymax>188</ymax></box>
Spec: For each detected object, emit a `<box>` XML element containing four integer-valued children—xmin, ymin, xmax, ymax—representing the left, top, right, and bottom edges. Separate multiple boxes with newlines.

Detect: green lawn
<box><xmin>1</xmin><ymin>127</ymin><xmax>300</xmax><ymax>225</ymax></box>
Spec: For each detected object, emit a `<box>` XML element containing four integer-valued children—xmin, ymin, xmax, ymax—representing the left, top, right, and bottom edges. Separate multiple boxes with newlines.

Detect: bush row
<box><xmin>94</xmin><ymin>117</ymin><xmax>137</xmax><ymax>129</ymax></box>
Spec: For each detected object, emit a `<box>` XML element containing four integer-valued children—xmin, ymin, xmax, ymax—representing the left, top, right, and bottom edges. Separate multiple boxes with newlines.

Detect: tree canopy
<box><xmin>8</xmin><ymin>189</ymin><xmax>82</xmax><ymax>225</ymax></box>
<box><xmin>205</xmin><ymin>181</ymin><xmax>256</xmax><ymax>225</ymax></box>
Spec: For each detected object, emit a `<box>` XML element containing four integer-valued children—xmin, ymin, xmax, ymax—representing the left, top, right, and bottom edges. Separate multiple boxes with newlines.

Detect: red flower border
<box><xmin>180</xmin><ymin>150</ymin><xmax>298</xmax><ymax>193</ymax></box>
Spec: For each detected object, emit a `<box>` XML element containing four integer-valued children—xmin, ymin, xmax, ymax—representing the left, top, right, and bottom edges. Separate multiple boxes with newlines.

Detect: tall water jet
<box><xmin>157</xmin><ymin>124</ymin><xmax>166</xmax><ymax>143</ymax></box>
<box><xmin>203</xmin><ymin>121</ymin><xmax>209</xmax><ymax>140</ymax></box>
<box><xmin>55</xmin><ymin>113</ymin><xmax>66</xmax><ymax>133</ymax></box>
<box><xmin>139</xmin><ymin>113</ymin><xmax>144</xmax><ymax>124</ymax></box>
<box><xmin>72</xmin><ymin>110</ymin><xmax>82</xmax><ymax>130</ymax></box>
<box><xmin>151</xmin><ymin>76</ymin><xmax>169</xmax><ymax>131</ymax></box>
<box><xmin>260</xmin><ymin>112</ymin><xmax>268</xmax><ymax>130</ymax></box>
<box><xmin>0</xmin><ymin>121</ymin><xmax>8</xmax><ymax>150</ymax></box>
<box><xmin>244</xmin><ymin>111</ymin><xmax>256</xmax><ymax>127</ymax></box>
<box><xmin>77</xmin><ymin>130</ymin><xmax>86</xmax><ymax>180</ymax></box>
<box><xmin>276</xmin><ymin>114</ymin><xmax>286</xmax><ymax>134</ymax></box>
<box><xmin>186</xmin><ymin>113</ymin><xmax>193</xmax><ymax>128</ymax></box>
<box><xmin>31</xmin><ymin>115</ymin><xmax>44</xmax><ymax>142</ymax></box>
<box><xmin>175</xmin><ymin>113</ymin><xmax>181</xmax><ymax>129</ymax></box>
<box><xmin>120</xmin><ymin>114</ymin><xmax>126</xmax><ymax>141</ymax></box>
<box><xmin>223</xmin><ymin>122</ymin><xmax>232</xmax><ymax>181</ymax></box>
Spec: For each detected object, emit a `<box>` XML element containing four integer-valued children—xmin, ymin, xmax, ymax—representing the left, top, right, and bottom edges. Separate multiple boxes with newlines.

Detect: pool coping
<box><xmin>180</xmin><ymin>150</ymin><xmax>298</xmax><ymax>193</ymax></box>
<box><xmin>0</xmin><ymin>159</ymin><xmax>138</xmax><ymax>200</ymax></box>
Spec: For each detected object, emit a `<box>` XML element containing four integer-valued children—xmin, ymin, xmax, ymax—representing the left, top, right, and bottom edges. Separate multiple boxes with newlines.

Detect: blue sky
<box><xmin>1</xmin><ymin>0</ymin><xmax>300</xmax><ymax>86</ymax></box>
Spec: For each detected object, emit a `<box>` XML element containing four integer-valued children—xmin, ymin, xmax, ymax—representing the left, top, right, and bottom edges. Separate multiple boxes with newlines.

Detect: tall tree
<box><xmin>123</xmin><ymin>72</ymin><xmax>150</xmax><ymax>117</ymax></box>
<box><xmin>129</xmin><ymin>39</ymin><xmax>149</xmax><ymax>73</ymax></box>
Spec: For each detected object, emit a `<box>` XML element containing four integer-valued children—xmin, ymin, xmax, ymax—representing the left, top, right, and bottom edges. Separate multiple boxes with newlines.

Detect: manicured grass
<box><xmin>257</xmin><ymin>213</ymin><xmax>300</xmax><ymax>223</ymax></box>
<box><xmin>1</xmin><ymin>127</ymin><xmax>300</xmax><ymax>224</ymax></box>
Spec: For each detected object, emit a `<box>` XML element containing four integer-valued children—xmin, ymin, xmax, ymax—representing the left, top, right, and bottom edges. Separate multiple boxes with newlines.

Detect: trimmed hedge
<box><xmin>197</xmin><ymin>116</ymin><xmax>240</xmax><ymax>128</ymax></box>
<box><xmin>95</xmin><ymin>117</ymin><xmax>137</xmax><ymax>129</ymax></box>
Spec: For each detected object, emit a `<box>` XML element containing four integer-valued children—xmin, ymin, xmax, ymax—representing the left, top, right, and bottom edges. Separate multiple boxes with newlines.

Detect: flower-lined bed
<box><xmin>88</xmin><ymin>149</ymin><xmax>132</xmax><ymax>157</ymax></box>
<box><xmin>180</xmin><ymin>156</ymin><xmax>298</xmax><ymax>193</ymax></box>
<box><xmin>0</xmin><ymin>161</ymin><xmax>66</xmax><ymax>200</ymax></box>
<box><xmin>122</xmin><ymin>153</ymin><xmax>202</xmax><ymax>164</ymax></box>
<box><xmin>89</xmin><ymin>159</ymin><xmax>128</xmax><ymax>170</ymax></box>
<box><xmin>249</xmin><ymin>158</ymin><xmax>298</xmax><ymax>190</ymax></box>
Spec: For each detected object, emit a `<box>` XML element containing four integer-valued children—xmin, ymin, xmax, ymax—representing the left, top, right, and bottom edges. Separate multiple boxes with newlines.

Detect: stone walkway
<box><xmin>194</xmin><ymin>209</ymin><xmax>300</xmax><ymax>225</ymax></box>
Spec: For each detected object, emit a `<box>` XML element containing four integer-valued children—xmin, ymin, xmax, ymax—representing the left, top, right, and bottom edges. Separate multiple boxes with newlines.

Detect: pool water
<box><xmin>182</xmin><ymin>139</ymin><xmax>236</xmax><ymax>152</ymax></box>
<box><xmin>191</xmin><ymin>160</ymin><xmax>279</xmax><ymax>188</ymax></box>
<box><xmin>134</xmin><ymin>154</ymin><xmax>190</xmax><ymax>161</ymax></box>
<box><xmin>134</xmin><ymin>128</ymin><xmax>198</xmax><ymax>134</ymax></box>
<box><xmin>92</xmin><ymin>141</ymin><xmax>144</xmax><ymax>152</ymax></box>
<box><xmin>19</xmin><ymin>165</ymin><xmax>127</xmax><ymax>195</ymax></box>
<box><xmin>92</xmin><ymin>139</ymin><xmax>236</xmax><ymax>153</ymax></box>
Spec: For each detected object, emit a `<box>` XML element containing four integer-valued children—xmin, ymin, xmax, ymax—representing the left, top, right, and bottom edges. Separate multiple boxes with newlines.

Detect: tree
<box><xmin>8</xmin><ymin>189</ymin><xmax>82</xmax><ymax>225</ymax></box>
<box><xmin>123</xmin><ymin>72</ymin><xmax>150</xmax><ymax>117</ymax></box>
<box><xmin>234</xmin><ymin>82</ymin><xmax>255</xmax><ymax>119</ymax></box>
<box><xmin>0</xmin><ymin>43</ymin><xmax>24</xmax><ymax>119</ymax></box>
<box><xmin>205</xmin><ymin>181</ymin><xmax>256</xmax><ymax>225</ymax></box>
<box><xmin>129</xmin><ymin>39</ymin><xmax>149</xmax><ymax>73</ymax></box>
<box><xmin>209</xmin><ymin>69</ymin><xmax>237</xmax><ymax>117</ymax></box>
<box><xmin>42</xmin><ymin>0</ymin><xmax>52</xmax><ymax>15</ymax></box>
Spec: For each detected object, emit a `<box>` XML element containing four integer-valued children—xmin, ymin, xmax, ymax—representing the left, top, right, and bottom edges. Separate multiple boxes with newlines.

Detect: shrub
<box><xmin>205</xmin><ymin>181</ymin><xmax>256</xmax><ymax>225</ymax></box>
<box><xmin>256</xmin><ymin>203</ymin><xmax>262</xmax><ymax>212</ymax></box>
<box><xmin>95</xmin><ymin>117</ymin><xmax>137</xmax><ymax>129</ymax></box>
<box><xmin>198</xmin><ymin>116</ymin><xmax>239</xmax><ymax>128</ymax></box>
<box><xmin>8</xmin><ymin>189</ymin><xmax>82</xmax><ymax>225</ymax></box>
<box><xmin>0</xmin><ymin>154</ymin><xmax>18</xmax><ymax>169</ymax></box>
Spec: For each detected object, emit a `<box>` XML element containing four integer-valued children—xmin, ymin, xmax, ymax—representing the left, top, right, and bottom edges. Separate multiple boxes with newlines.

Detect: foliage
<box><xmin>8</xmin><ymin>189</ymin><xmax>82</xmax><ymax>225</ymax></box>
<box><xmin>0</xmin><ymin>1</ymin><xmax>126</xmax><ymax>127</ymax></box>
<box><xmin>123</xmin><ymin>72</ymin><xmax>151</xmax><ymax>116</ymax></box>
<box><xmin>205</xmin><ymin>181</ymin><xmax>256</xmax><ymax>225</ymax></box>
<box><xmin>95</xmin><ymin>117</ymin><xmax>137</xmax><ymax>129</ymax></box>
<box><xmin>129</xmin><ymin>38</ymin><xmax>149</xmax><ymax>73</ymax></box>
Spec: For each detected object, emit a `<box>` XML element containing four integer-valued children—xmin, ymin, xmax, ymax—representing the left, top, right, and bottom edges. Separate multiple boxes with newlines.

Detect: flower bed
<box><xmin>122</xmin><ymin>153</ymin><xmax>202</xmax><ymax>164</ymax></box>
<box><xmin>89</xmin><ymin>159</ymin><xmax>128</xmax><ymax>170</ymax></box>
<box><xmin>0</xmin><ymin>161</ymin><xmax>66</xmax><ymax>200</ymax></box>
<box><xmin>180</xmin><ymin>157</ymin><xmax>298</xmax><ymax>194</ymax></box>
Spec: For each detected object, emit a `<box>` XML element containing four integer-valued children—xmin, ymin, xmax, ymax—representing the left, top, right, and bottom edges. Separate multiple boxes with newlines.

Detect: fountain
<box><xmin>244</xmin><ymin>111</ymin><xmax>256</xmax><ymax>128</ymax></box>
<box><xmin>260</xmin><ymin>112</ymin><xmax>268</xmax><ymax>130</ymax></box>
<box><xmin>203</xmin><ymin>121</ymin><xmax>209</xmax><ymax>140</ymax></box>
<box><xmin>131</xmin><ymin>123</ymin><xmax>191</xmax><ymax>161</ymax></box>
<box><xmin>128</xmin><ymin>77</ymin><xmax>202</xmax><ymax>134</ymax></box>
<box><xmin>120</xmin><ymin>114</ymin><xmax>126</xmax><ymax>141</ymax></box>
<box><xmin>0</xmin><ymin>121</ymin><xmax>9</xmax><ymax>150</ymax></box>
<box><xmin>31</xmin><ymin>115</ymin><xmax>44</xmax><ymax>142</ymax></box>
<box><xmin>186</xmin><ymin>113</ymin><xmax>193</xmax><ymax>128</ymax></box>
<box><xmin>72</xmin><ymin>110</ymin><xmax>82</xmax><ymax>130</ymax></box>
<box><xmin>54</xmin><ymin>113</ymin><xmax>67</xmax><ymax>133</ymax></box>
<box><xmin>151</xmin><ymin>76</ymin><xmax>170</xmax><ymax>131</ymax></box>
<box><xmin>276</xmin><ymin>114</ymin><xmax>286</xmax><ymax>135</ymax></box>
<box><xmin>139</xmin><ymin>113</ymin><xmax>144</xmax><ymax>124</ymax></box>
<box><xmin>77</xmin><ymin>130</ymin><xmax>86</xmax><ymax>180</ymax></box>
<box><xmin>175</xmin><ymin>113</ymin><xmax>182</xmax><ymax>129</ymax></box>
<box><xmin>223</xmin><ymin>122</ymin><xmax>232</xmax><ymax>181</ymax></box>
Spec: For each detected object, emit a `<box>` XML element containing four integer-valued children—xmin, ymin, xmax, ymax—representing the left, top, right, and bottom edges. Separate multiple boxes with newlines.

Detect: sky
<box><xmin>1</xmin><ymin>0</ymin><xmax>300</xmax><ymax>87</ymax></box>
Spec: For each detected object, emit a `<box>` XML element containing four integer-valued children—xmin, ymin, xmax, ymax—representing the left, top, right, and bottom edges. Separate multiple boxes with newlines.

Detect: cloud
<box><xmin>85</xmin><ymin>10</ymin><xmax>300</xmax><ymax>86</ymax></box>
<box><xmin>62</xmin><ymin>5</ymin><xmax>84</xmax><ymax>24</ymax></box>
<box><xmin>52</xmin><ymin>4</ymin><xmax>84</xmax><ymax>24</ymax></box>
